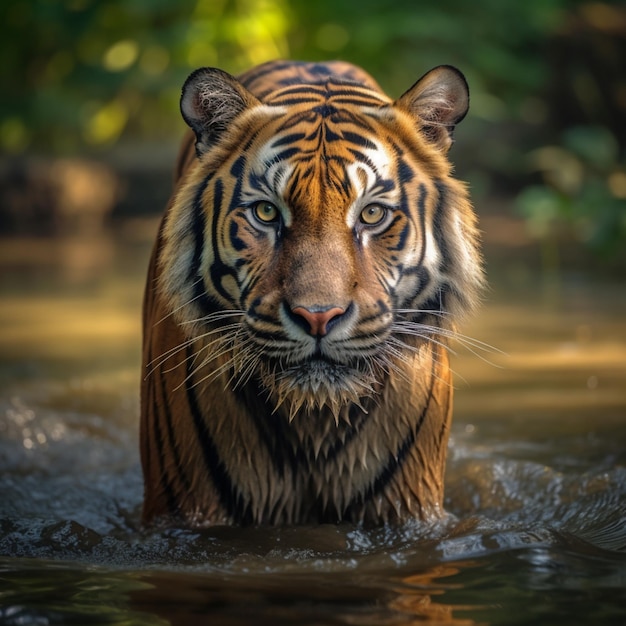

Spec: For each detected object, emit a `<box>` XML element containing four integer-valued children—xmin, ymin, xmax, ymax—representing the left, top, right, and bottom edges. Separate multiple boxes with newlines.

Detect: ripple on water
<box><xmin>1</xmin><ymin>384</ymin><xmax>625</xmax><ymax>626</ymax></box>
<box><xmin>1</xmin><ymin>380</ymin><xmax>625</xmax><ymax>572</ymax></box>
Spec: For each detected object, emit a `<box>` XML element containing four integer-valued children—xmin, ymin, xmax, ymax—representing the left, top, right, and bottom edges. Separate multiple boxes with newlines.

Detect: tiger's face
<box><xmin>159</xmin><ymin>66</ymin><xmax>483</xmax><ymax>420</ymax></box>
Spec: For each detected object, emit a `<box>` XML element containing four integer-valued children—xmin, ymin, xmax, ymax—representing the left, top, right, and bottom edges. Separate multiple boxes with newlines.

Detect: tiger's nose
<box><xmin>289</xmin><ymin>305</ymin><xmax>346</xmax><ymax>337</ymax></box>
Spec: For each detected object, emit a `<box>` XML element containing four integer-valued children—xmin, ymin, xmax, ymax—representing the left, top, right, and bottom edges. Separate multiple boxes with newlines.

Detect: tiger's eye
<box><xmin>360</xmin><ymin>204</ymin><xmax>386</xmax><ymax>225</ymax></box>
<box><xmin>253</xmin><ymin>201</ymin><xmax>279</xmax><ymax>223</ymax></box>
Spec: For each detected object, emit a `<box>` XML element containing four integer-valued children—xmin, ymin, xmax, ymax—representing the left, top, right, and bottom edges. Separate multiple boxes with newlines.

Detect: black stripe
<box><xmin>397</xmin><ymin>153</ymin><xmax>415</xmax><ymax>185</ymax></box>
<box><xmin>416</xmin><ymin>284</ymin><xmax>449</xmax><ymax>321</ymax></box>
<box><xmin>380</xmin><ymin>214</ymin><xmax>409</xmax><ymax>253</ymax></box>
<box><xmin>238</xmin><ymin>269</ymin><xmax>261</xmax><ymax>304</ymax></box>
<box><xmin>247</xmin><ymin>170</ymin><xmax>269</xmax><ymax>194</ymax></box>
<box><xmin>341</xmin><ymin>130</ymin><xmax>377</xmax><ymax>150</ymax></box>
<box><xmin>393</xmin><ymin>153</ymin><xmax>415</xmax><ymax>238</ymax></box>
<box><xmin>228</xmin><ymin>155</ymin><xmax>247</xmax><ymax>215</ymax></box>
<box><xmin>313</xmin><ymin>104</ymin><xmax>338</xmax><ymax>118</ymax></box>
<box><xmin>271</xmin><ymin>92</ymin><xmax>384</xmax><ymax>110</ymax></box>
<box><xmin>400</xmin><ymin>265</ymin><xmax>431</xmax><ymax>292</ymax></box>
<box><xmin>274</xmin><ymin>147</ymin><xmax>302</xmax><ymax>161</ymax></box>
<box><xmin>321</xmin><ymin>403</ymin><xmax>372</xmax><ymax>466</ymax></box>
<box><xmin>374</xmin><ymin>177</ymin><xmax>395</xmax><ymax>194</ymax></box>
<box><xmin>229</xmin><ymin>220</ymin><xmax>246</xmax><ymax>252</ymax></box>
<box><xmin>323</xmin><ymin>126</ymin><xmax>343</xmax><ymax>143</ymax></box>
<box><xmin>270</xmin><ymin>96</ymin><xmax>327</xmax><ymax>107</ymax></box>
<box><xmin>347</xmin><ymin>148</ymin><xmax>381</xmax><ymax>171</ymax></box>
<box><xmin>238</xmin><ymin>60</ymin><xmax>295</xmax><ymax>91</ymax></box>
<box><xmin>185</xmin><ymin>346</ymin><xmax>254</xmax><ymax>525</ymax></box>
<box><xmin>287</xmin><ymin>171</ymin><xmax>303</xmax><ymax>202</ymax></box>
<box><xmin>230</xmin><ymin>154</ymin><xmax>246</xmax><ymax>179</ymax></box>
<box><xmin>349</xmin><ymin>304</ymin><xmax>384</xmax><ymax>325</ymax></box>
<box><xmin>272</xmin><ymin>132</ymin><xmax>307</xmax><ymax>147</ymax></box>
<box><xmin>146</xmin><ymin>365</ymin><xmax>180</xmax><ymax>516</ymax></box>
<box><xmin>328</xmin><ymin>88</ymin><xmax>383</xmax><ymax>101</ymax></box>
<box><xmin>339</xmin><ymin>111</ymin><xmax>379</xmax><ymax>132</ymax></box>
<box><xmin>189</xmin><ymin>176</ymin><xmax>211</xmax><ymax>282</ymax></box>
<box><xmin>208</xmin><ymin>179</ymin><xmax>238</xmax><ymax>306</ymax></box>
<box><xmin>189</xmin><ymin>176</ymin><xmax>221</xmax><ymax>317</ymax></box>
<box><xmin>330</xmin><ymin>95</ymin><xmax>385</xmax><ymax>107</ymax></box>
<box><xmin>239</xmin><ymin>378</ymin><xmax>302</xmax><ymax>480</ymax></box>
<box><xmin>415</xmin><ymin>183</ymin><xmax>427</xmax><ymax>268</ymax></box>
<box><xmin>433</xmin><ymin>180</ymin><xmax>452</xmax><ymax>275</ymax></box>
<box><xmin>239</xmin><ymin>378</ymin><xmax>374</xmax><ymax>486</ymax></box>
<box><xmin>267</xmin><ymin>84</ymin><xmax>329</xmax><ymax>97</ymax></box>
<box><xmin>240</xmin><ymin>61</ymin><xmax>371</xmax><ymax>97</ymax></box>
<box><xmin>347</xmin><ymin>346</ymin><xmax>437</xmax><ymax>510</ymax></box>
<box><xmin>157</xmin><ymin>367</ymin><xmax>194</xmax><ymax>513</ymax></box>
<box><xmin>247</xmin><ymin>307</ymin><xmax>281</xmax><ymax>325</ymax></box>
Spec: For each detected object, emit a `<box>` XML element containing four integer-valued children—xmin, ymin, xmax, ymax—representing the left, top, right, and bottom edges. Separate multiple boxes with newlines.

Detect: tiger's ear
<box><xmin>396</xmin><ymin>65</ymin><xmax>469</xmax><ymax>152</ymax></box>
<box><xmin>180</xmin><ymin>67</ymin><xmax>260</xmax><ymax>156</ymax></box>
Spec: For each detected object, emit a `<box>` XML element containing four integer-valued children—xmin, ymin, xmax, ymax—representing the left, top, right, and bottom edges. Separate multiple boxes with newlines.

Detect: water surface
<box><xmin>1</xmin><ymin>227</ymin><xmax>625</xmax><ymax>625</ymax></box>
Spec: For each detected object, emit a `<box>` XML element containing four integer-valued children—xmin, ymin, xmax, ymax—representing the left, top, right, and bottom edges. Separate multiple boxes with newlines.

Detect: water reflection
<box><xmin>0</xmin><ymin>228</ymin><xmax>625</xmax><ymax>625</ymax></box>
<box><xmin>390</xmin><ymin>565</ymin><xmax>484</xmax><ymax>625</ymax></box>
<box><xmin>0</xmin><ymin>556</ymin><xmax>483</xmax><ymax>626</ymax></box>
<box><xmin>129</xmin><ymin>563</ymin><xmax>483</xmax><ymax>626</ymax></box>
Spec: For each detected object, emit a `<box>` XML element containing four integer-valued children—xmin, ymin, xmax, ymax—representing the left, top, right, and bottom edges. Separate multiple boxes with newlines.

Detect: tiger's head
<box><xmin>158</xmin><ymin>64</ymin><xmax>483</xmax><ymax>422</ymax></box>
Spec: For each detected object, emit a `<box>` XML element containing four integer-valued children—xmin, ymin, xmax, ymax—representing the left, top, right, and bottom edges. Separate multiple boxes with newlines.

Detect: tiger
<box><xmin>140</xmin><ymin>60</ymin><xmax>484</xmax><ymax>527</ymax></box>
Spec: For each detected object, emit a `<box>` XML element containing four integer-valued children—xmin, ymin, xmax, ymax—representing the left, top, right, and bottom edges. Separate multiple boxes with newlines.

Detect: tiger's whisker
<box><xmin>193</xmin><ymin>333</ymin><xmax>260</xmax><ymax>390</ymax></box>
<box><xmin>153</xmin><ymin>278</ymin><xmax>205</xmax><ymax>325</ymax></box>
<box><xmin>392</xmin><ymin>319</ymin><xmax>502</xmax><ymax>355</ymax></box>
<box><xmin>392</xmin><ymin>324</ymin><xmax>504</xmax><ymax>368</ymax></box>
<box><xmin>389</xmin><ymin>327</ymin><xmax>458</xmax><ymax>356</ymax></box>
<box><xmin>179</xmin><ymin>310</ymin><xmax>245</xmax><ymax>325</ymax></box>
<box><xmin>146</xmin><ymin>322</ymin><xmax>243</xmax><ymax>375</ymax></box>
<box><xmin>384</xmin><ymin>337</ymin><xmax>459</xmax><ymax>388</ymax></box>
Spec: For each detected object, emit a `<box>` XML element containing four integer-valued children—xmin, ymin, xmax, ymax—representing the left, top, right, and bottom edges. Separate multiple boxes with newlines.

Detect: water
<box><xmin>1</xmin><ymin>227</ymin><xmax>625</xmax><ymax>625</ymax></box>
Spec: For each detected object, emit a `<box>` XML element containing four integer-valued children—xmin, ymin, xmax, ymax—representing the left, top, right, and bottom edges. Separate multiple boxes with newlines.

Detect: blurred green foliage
<box><xmin>0</xmin><ymin>0</ymin><xmax>624</xmax><ymax>254</ymax></box>
<box><xmin>0</xmin><ymin>0</ymin><xmax>292</xmax><ymax>152</ymax></box>
<box><xmin>518</xmin><ymin>125</ymin><xmax>626</xmax><ymax>256</ymax></box>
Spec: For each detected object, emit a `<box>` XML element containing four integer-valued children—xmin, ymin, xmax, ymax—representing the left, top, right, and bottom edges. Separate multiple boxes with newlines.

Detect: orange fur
<box><xmin>141</xmin><ymin>61</ymin><xmax>483</xmax><ymax>526</ymax></box>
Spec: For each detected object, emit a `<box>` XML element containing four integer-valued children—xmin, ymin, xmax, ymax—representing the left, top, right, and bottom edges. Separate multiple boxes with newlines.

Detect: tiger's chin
<box><xmin>258</xmin><ymin>357</ymin><xmax>379</xmax><ymax>424</ymax></box>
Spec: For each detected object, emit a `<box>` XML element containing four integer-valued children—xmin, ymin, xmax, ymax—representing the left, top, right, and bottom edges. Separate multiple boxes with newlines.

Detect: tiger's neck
<box><xmin>211</xmin><ymin>343</ymin><xmax>452</xmax><ymax>525</ymax></box>
<box><xmin>141</xmin><ymin>299</ymin><xmax>453</xmax><ymax>526</ymax></box>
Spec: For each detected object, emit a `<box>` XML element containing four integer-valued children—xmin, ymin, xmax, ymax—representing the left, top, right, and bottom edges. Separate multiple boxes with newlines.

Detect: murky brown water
<box><xmin>1</xmin><ymin>225</ymin><xmax>625</xmax><ymax>625</ymax></box>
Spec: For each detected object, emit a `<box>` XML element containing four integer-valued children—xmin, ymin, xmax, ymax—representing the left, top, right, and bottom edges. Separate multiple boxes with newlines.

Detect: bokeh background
<box><xmin>1</xmin><ymin>0</ymin><xmax>625</xmax><ymax>264</ymax></box>
<box><xmin>0</xmin><ymin>0</ymin><xmax>625</xmax><ymax>383</ymax></box>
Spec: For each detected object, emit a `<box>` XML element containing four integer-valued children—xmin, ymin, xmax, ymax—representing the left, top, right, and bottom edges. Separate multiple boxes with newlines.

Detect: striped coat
<box><xmin>140</xmin><ymin>60</ymin><xmax>483</xmax><ymax>526</ymax></box>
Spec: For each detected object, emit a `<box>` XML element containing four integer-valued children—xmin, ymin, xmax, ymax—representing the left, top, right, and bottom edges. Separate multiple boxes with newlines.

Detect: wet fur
<box><xmin>141</xmin><ymin>60</ymin><xmax>484</xmax><ymax>526</ymax></box>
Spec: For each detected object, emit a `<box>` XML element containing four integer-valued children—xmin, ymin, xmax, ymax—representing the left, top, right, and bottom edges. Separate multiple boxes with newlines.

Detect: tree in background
<box><xmin>0</xmin><ymin>0</ymin><xmax>291</xmax><ymax>152</ymax></box>
<box><xmin>0</xmin><ymin>0</ymin><xmax>624</xmax><ymax>255</ymax></box>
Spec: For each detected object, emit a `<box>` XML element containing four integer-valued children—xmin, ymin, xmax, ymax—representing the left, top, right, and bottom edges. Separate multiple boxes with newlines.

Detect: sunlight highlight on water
<box><xmin>0</xmin><ymin>233</ymin><xmax>625</xmax><ymax>624</ymax></box>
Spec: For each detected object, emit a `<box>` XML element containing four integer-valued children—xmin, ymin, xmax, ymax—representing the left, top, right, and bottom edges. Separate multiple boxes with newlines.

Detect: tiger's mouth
<box><xmin>283</xmin><ymin>355</ymin><xmax>356</xmax><ymax>386</ymax></box>
<box><xmin>257</xmin><ymin>353</ymin><xmax>379</xmax><ymax>421</ymax></box>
